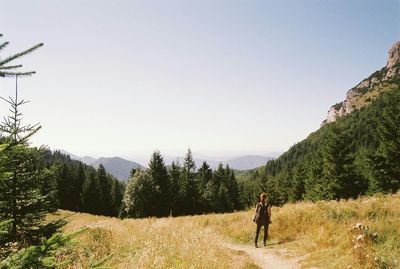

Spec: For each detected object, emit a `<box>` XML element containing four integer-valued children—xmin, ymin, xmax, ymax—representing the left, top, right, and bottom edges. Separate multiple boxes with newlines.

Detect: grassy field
<box><xmin>53</xmin><ymin>212</ymin><xmax>258</xmax><ymax>269</ymax></box>
<box><xmin>54</xmin><ymin>193</ymin><xmax>400</xmax><ymax>269</ymax></box>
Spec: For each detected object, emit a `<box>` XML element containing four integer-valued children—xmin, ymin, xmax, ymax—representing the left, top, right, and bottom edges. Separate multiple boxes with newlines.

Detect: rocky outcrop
<box><xmin>323</xmin><ymin>41</ymin><xmax>400</xmax><ymax>125</ymax></box>
<box><xmin>387</xmin><ymin>41</ymin><xmax>400</xmax><ymax>69</ymax></box>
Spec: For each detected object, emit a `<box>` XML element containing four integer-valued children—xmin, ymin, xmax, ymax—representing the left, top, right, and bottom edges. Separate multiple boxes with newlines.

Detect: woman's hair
<box><xmin>259</xmin><ymin>192</ymin><xmax>267</xmax><ymax>199</ymax></box>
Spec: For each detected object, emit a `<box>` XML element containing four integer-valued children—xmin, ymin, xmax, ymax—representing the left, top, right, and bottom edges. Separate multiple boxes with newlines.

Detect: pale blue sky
<box><xmin>0</xmin><ymin>0</ymin><xmax>399</xmax><ymax>160</ymax></box>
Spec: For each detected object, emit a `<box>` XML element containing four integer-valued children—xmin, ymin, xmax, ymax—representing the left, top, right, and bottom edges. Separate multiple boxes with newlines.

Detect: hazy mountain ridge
<box><xmin>225</xmin><ymin>155</ymin><xmax>273</xmax><ymax>170</ymax></box>
<box><xmin>91</xmin><ymin>157</ymin><xmax>144</xmax><ymax>181</ymax></box>
<box><xmin>323</xmin><ymin>41</ymin><xmax>400</xmax><ymax>124</ymax></box>
<box><xmin>57</xmin><ymin>150</ymin><xmax>273</xmax><ymax>180</ymax></box>
<box><xmin>56</xmin><ymin>150</ymin><xmax>144</xmax><ymax>180</ymax></box>
<box><xmin>155</xmin><ymin>154</ymin><xmax>273</xmax><ymax>171</ymax></box>
<box><xmin>80</xmin><ymin>156</ymin><xmax>97</xmax><ymax>165</ymax></box>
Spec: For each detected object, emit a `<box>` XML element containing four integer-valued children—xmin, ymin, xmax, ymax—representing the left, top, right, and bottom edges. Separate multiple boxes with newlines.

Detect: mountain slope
<box><xmin>92</xmin><ymin>157</ymin><xmax>143</xmax><ymax>181</ymax></box>
<box><xmin>56</xmin><ymin>150</ymin><xmax>144</xmax><ymax>180</ymax></box>
<box><xmin>323</xmin><ymin>41</ymin><xmax>400</xmax><ymax>124</ymax></box>
<box><xmin>239</xmin><ymin>41</ymin><xmax>400</xmax><ymax>206</ymax></box>
<box><xmin>80</xmin><ymin>156</ymin><xmax>97</xmax><ymax>165</ymax></box>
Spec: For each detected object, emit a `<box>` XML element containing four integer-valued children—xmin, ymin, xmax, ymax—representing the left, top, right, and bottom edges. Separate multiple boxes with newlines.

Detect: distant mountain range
<box><xmin>226</xmin><ymin>155</ymin><xmax>273</xmax><ymax>171</ymax></box>
<box><xmin>57</xmin><ymin>150</ymin><xmax>273</xmax><ymax>180</ymax></box>
<box><xmin>58</xmin><ymin>150</ymin><xmax>144</xmax><ymax>181</ymax></box>
<box><xmin>163</xmin><ymin>155</ymin><xmax>273</xmax><ymax>171</ymax></box>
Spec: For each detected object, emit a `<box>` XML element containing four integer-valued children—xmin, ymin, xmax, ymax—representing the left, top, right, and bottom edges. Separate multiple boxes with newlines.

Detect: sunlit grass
<box><xmin>53</xmin><ymin>212</ymin><xmax>258</xmax><ymax>268</ymax></box>
<box><xmin>195</xmin><ymin>193</ymin><xmax>400</xmax><ymax>269</ymax></box>
<box><xmin>54</xmin><ymin>193</ymin><xmax>400</xmax><ymax>269</ymax></box>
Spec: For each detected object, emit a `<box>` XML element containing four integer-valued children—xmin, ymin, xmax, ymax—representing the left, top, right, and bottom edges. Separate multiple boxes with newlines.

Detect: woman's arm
<box><xmin>268</xmin><ymin>205</ymin><xmax>272</xmax><ymax>219</ymax></box>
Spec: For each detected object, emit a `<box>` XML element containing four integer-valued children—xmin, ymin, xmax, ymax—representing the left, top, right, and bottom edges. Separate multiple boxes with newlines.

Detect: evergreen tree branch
<box><xmin>0</xmin><ymin>71</ymin><xmax>36</xmax><ymax>77</ymax></box>
<box><xmin>0</xmin><ymin>43</ymin><xmax>43</xmax><ymax>66</ymax></box>
<box><xmin>0</xmin><ymin>65</ymin><xmax>23</xmax><ymax>70</ymax></box>
<box><xmin>0</xmin><ymin>41</ymin><xmax>9</xmax><ymax>51</ymax></box>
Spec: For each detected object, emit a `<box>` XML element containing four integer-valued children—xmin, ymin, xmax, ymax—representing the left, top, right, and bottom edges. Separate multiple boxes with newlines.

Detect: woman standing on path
<box><xmin>253</xmin><ymin>192</ymin><xmax>271</xmax><ymax>248</ymax></box>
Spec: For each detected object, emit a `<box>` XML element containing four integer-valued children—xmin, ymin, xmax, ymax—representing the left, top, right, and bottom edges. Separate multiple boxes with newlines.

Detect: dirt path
<box><xmin>224</xmin><ymin>242</ymin><xmax>302</xmax><ymax>269</ymax></box>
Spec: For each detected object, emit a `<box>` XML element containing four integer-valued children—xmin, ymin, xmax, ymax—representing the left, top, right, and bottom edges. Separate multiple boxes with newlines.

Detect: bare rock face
<box><xmin>385</xmin><ymin>41</ymin><xmax>400</xmax><ymax>79</ymax></box>
<box><xmin>326</xmin><ymin>105</ymin><xmax>343</xmax><ymax>123</ymax></box>
<box><xmin>387</xmin><ymin>41</ymin><xmax>400</xmax><ymax>69</ymax></box>
<box><xmin>323</xmin><ymin>41</ymin><xmax>400</xmax><ymax>125</ymax></box>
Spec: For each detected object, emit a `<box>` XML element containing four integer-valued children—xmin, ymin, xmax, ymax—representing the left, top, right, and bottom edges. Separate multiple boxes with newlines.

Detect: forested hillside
<box><xmin>42</xmin><ymin>151</ymin><xmax>125</xmax><ymax>217</ymax></box>
<box><xmin>239</xmin><ymin>61</ymin><xmax>400</xmax><ymax>207</ymax></box>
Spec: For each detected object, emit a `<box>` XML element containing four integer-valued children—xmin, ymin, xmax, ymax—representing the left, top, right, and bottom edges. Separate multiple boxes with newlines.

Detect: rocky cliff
<box><xmin>323</xmin><ymin>41</ymin><xmax>400</xmax><ymax>125</ymax></box>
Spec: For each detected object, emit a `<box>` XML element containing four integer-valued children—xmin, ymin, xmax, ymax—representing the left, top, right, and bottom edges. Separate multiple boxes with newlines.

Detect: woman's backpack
<box><xmin>253</xmin><ymin>203</ymin><xmax>261</xmax><ymax>222</ymax></box>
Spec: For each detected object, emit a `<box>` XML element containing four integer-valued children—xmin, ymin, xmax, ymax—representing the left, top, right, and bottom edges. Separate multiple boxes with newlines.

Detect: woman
<box><xmin>253</xmin><ymin>192</ymin><xmax>271</xmax><ymax>248</ymax></box>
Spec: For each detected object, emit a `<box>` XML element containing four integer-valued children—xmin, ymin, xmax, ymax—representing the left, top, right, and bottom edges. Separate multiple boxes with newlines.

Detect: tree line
<box><xmin>121</xmin><ymin>149</ymin><xmax>242</xmax><ymax>218</ymax></box>
<box><xmin>39</xmin><ymin>148</ymin><xmax>244</xmax><ymax>219</ymax></box>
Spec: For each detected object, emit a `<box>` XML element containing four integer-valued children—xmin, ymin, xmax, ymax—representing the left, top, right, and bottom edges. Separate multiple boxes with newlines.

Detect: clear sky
<box><xmin>0</xmin><ymin>0</ymin><xmax>399</xmax><ymax>161</ymax></box>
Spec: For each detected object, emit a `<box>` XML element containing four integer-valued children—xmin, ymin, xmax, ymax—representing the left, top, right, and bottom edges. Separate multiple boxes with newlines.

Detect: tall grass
<box><xmin>53</xmin><ymin>212</ymin><xmax>258</xmax><ymax>268</ymax></box>
<box><xmin>54</xmin><ymin>193</ymin><xmax>399</xmax><ymax>269</ymax></box>
<box><xmin>194</xmin><ymin>193</ymin><xmax>400</xmax><ymax>268</ymax></box>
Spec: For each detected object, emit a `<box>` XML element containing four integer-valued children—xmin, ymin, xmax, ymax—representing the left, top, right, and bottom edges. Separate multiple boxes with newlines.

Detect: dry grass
<box><xmin>353</xmin><ymin>81</ymin><xmax>397</xmax><ymax>109</ymax></box>
<box><xmin>52</xmin><ymin>212</ymin><xmax>258</xmax><ymax>269</ymax></box>
<box><xmin>194</xmin><ymin>193</ymin><xmax>400</xmax><ymax>269</ymax></box>
<box><xmin>53</xmin><ymin>193</ymin><xmax>400</xmax><ymax>269</ymax></box>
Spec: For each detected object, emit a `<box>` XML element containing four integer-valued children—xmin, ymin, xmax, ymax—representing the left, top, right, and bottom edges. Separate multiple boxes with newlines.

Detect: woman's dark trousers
<box><xmin>255</xmin><ymin>223</ymin><xmax>269</xmax><ymax>246</ymax></box>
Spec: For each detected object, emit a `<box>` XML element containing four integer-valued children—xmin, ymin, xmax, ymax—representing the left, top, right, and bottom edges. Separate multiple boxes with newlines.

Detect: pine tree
<box><xmin>97</xmin><ymin>164</ymin><xmax>113</xmax><ymax>216</ymax></box>
<box><xmin>39</xmin><ymin>166</ymin><xmax>59</xmax><ymax>213</ymax></box>
<box><xmin>110</xmin><ymin>179</ymin><xmax>124</xmax><ymax>217</ymax></box>
<box><xmin>129</xmin><ymin>168</ymin><xmax>138</xmax><ymax>178</ymax></box>
<box><xmin>203</xmin><ymin>164</ymin><xmax>224</xmax><ymax>212</ymax></box>
<box><xmin>0</xmin><ymin>142</ymin><xmax>12</xmax><ymax>244</ymax></box>
<box><xmin>238</xmin><ymin>178</ymin><xmax>259</xmax><ymax>209</ymax></box>
<box><xmin>197</xmin><ymin>161</ymin><xmax>213</xmax><ymax>211</ymax></box>
<box><xmin>320</xmin><ymin>123</ymin><xmax>360</xmax><ymax>199</ymax></box>
<box><xmin>220</xmin><ymin>165</ymin><xmax>234</xmax><ymax>211</ymax></box>
<box><xmin>369</xmin><ymin>91</ymin><xmax>400</xmax><ymax>193</ymax></box>
<box><xmin>274</xmin><ymin>170</ymin><xmax>292</xmax><ymax>204</ymax></box>
<box><xmin>303</xmin><ymin>156</ymin><xmax>326</xmax><ymax>201</ymax></box>
<box><xmin>169</xmin><ymin>161</ymin><xmax>182</xmax><ymax>215</ymax></box>
<box><xmin>56</xmin><ymin>163</ymin><xmax>75</xmax><ymax>210</ymax></box>
<box><xmin>180</xmin><ymin>149</ymin><xmax>199</xmax><ymax>214</ymax></box>
<box><xmin>258</xmin><ymin>173</ymin><xmax>281</xmax><ymax>206</ymax></box>
<box><xmin>80</xmin><ymin>170</ymin><xmax>102</xmax><ymax>215</ymax></box>
<box><xmin>148</xmin><ymin>151</ymin><xmax>171</xmax><ymax>216</ymax></box>
<box><xmin>198</xmin><ymin>161</ymin><xmax>212</xmax><ymax>191</ymax></box>
<box><xmin>74</xmin><ymin>163</ymin><xmax>86</xmax><ymax>211</ymax></box>
<box><xmin>226</xmin><ymin>167</ymin><xmax>241</xmax><ymax>210</ymax></box>
<box><xmin>289</xmin><ymin>161</ymin><xmax>307</xmax><ymax>202</ymax></box>
<box><xmin>0</xmin><ymin>76</ymin><xmax>52</xmax><ymax>242</ymax></box>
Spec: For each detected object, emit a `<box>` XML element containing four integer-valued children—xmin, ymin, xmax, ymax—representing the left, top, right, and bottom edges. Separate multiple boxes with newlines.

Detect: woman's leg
<box><xmin>254</xmin><ymin>223</ymin><xmax>262</xmax><ymax>246</ymax></box>
<box><xmin>263</xmin><ymin>224</ymin><xmax>269</xmax><ymax>245</ymax></box>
